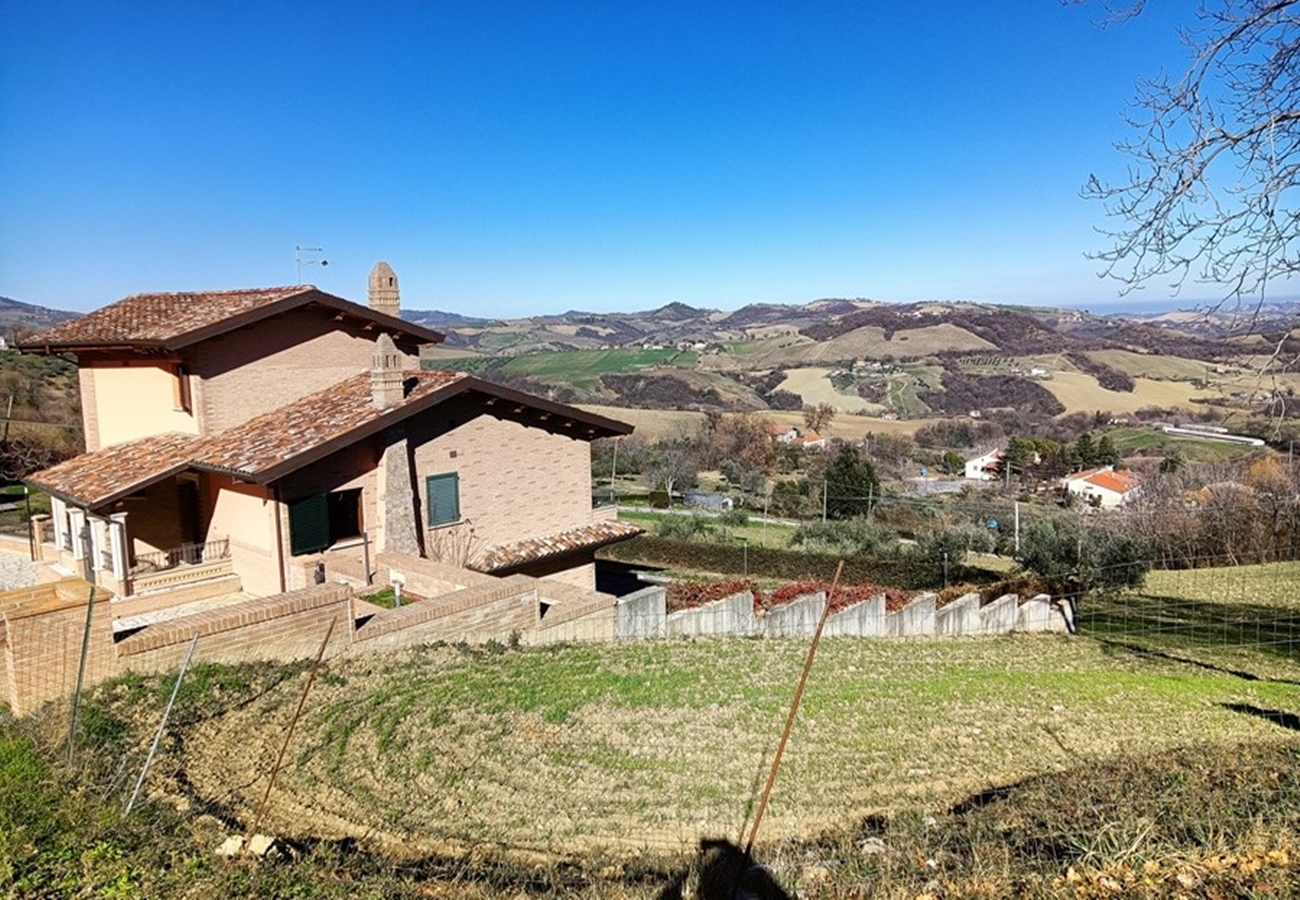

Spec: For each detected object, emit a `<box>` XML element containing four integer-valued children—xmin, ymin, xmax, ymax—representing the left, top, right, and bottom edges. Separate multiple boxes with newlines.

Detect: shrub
<box><xmin>655</xmin><ymin>514</ymin><xmax>714</xmax><ymax>541</ymax></box>
<box><xmin>717</xmin><ymin>508</ymin><xmax>750</xmax><ymax>528</ymax></box>
<box><xmin>789</xmin><ymin>517</ymin><xmax>899</xmax><ymax>556</ymax></box>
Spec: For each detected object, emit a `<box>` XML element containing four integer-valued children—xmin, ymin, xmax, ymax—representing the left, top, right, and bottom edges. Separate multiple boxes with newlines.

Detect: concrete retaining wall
<box><xmin>666</xmin><ymin>591</ymin><xmax>755</xmax><ymax>638</ymax></box>
<box><xmin>761</xmin><ymin>593</ymin><xmax>825</xmax><ymax>638</ymax></box>
<box><xmin>888</xmin><ymin>593</ymin><xmax>936</xmax><ymax>637</ymax></box>
<box><xmin>824</xmin><ymin>594</ymin><xmax>886</xmax><ymax>637</ymax></box>
<box><xmin>977</xmin><ymin>594</ymin><xmax>1019</xmax><ymax>635</ymax></box>
<box><xmin>616</xmin><ymin>586</ymin><xmax>666</xmax><ymax>640</ymax></box>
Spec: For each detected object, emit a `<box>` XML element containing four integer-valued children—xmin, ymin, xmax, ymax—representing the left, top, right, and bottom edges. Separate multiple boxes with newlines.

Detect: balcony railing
<box><xmin>130</xmin><ymin>537</ymin><xmax>230</xmax><ymax>576</ymax></box>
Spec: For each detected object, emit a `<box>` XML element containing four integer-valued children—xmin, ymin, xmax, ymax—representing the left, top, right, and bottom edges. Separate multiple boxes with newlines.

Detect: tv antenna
<box><xmin>295</xmin><ymin>245</ymin><xmax>328</xmax><ymax>283</ymax></box>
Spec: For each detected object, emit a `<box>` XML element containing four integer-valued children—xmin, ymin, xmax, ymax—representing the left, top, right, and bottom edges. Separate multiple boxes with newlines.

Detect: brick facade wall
<box><xmin>405</xmin><ymin>401</ymin><xmax>594</xmax><ymax>561</ymax></box>
<box><xmin>78</xmin><ymin>368</ymin><xmax>100</xmax><ymax>452</ymax></box>
<box><xmin>185</xmin><ymin>311</ymin><xmax>416</xmax><ymax>435</ymax></box>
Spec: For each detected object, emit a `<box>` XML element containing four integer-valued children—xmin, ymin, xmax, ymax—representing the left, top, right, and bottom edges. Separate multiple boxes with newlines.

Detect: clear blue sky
<box><xmin>0</xmin><ymin>2</ymin><xmax>1194</xmax><ymax>317</ymax></box>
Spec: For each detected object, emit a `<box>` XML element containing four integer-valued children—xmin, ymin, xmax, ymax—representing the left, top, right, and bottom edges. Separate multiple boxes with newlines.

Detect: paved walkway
<box><xmin>0</xmin><ymin>547</ymin><xmax>39</xmax><ymax>591</ymax></box>
<box><xmin>111</xmin><ymin>592</ymin><xmax>258</xmax><ymax>634</ymax></box>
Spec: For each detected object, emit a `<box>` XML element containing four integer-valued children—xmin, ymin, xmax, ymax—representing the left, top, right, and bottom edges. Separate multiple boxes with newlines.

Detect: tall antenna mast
<box><xmin>294</xmin><ymin>245</ymin><xmax>328</xmax><ymax>283</ymax></box>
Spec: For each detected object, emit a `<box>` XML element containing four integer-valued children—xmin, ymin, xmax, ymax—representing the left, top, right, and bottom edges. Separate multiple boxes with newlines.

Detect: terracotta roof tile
<box><xmin>27</xmin><ymin>371</ymin><xmax>468</xmax><ymax>507</ymax></box>
<box><xmin>1084</xmin><ymin>469</ymin><xmax>1140</xmax><ymax>494</ymax></box>
<box><xmin>28</xmin><ymin>369</ymin><xmax>633</xmax><ymax>509</ymax></box>
<box><xmin>24</xmin><ymin>287</ymin><xmax>314</xmax><ymax>348</ymax></box>
<box><xmin>195</xmin><ymin>370</ymin><xmax>467</xmax><ymax>478</ymax></box>
<box><xmin>28</xmin><ymin>432</ymin><xmax>205</xmax><ymax>508</ymax></box>
<box><xmin>470</xmin><ymin>520</ymin><xmax>644</xmax><ymax>572</ymax></box>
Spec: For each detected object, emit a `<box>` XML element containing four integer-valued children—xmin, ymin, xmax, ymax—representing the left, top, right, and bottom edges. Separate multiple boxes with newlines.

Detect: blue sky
<box><xmin>0</xmin><ymin>2</ymin><xmax>1195</xmax><ymax>317</ymax></box>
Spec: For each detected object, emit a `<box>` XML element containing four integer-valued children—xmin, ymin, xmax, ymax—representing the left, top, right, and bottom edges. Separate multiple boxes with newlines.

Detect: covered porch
<box><xmin>35</xmin><ymin>488</ymin><xmax>234</xmax><ymax>599</ymax></box>
<box><xmin>25</xmin><ymin>433</ymin><xmax>243</xmax><ymax>602</ymax></box>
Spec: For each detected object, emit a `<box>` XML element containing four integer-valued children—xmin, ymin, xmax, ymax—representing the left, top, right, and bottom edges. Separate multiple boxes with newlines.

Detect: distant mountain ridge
<box><xmin>0</xmin><ymin>296</ymin><xmax>80</xmax><ymax>337</ymax></box>
<box><xmin>403</xmin><ymin>295</ymin><xmax>1300</xmax><ymax>360</ymax></box>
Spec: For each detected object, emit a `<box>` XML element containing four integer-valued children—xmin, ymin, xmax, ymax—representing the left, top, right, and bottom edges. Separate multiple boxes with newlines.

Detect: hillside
<box><xmin>414</xmin><ymin>298</ymin><xmax>1300</xmax><ymax>422</ymax></box>
<box><xmin>12</xmin><ymin>287</ymin><xmax>1298</xmax><ymax>423</ymax></box>
<box><xmin>0</xmin><ymin>296</ymin><xmax>79</xmax><ymax>339</ymax></box>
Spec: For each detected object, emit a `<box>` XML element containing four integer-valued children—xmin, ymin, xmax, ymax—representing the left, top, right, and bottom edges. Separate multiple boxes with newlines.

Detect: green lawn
<box><xmin>8</xmin><ymin>558</ymin><xmax>1300</xmax><ymax>897</ymax></box>
<box><xmin>497</xmin><ymin>348</ymin><xmax>699</xmax><ymax>389</ymax></box>
<box><xmin>616</xmin><ymin>508</ymin><xmax>797</xmax><ymax>549</ymax></box>
<box><xmin>163</xmin><ymin>624</ymin><xmax>1299</xmax><ymax>856</ymax></box>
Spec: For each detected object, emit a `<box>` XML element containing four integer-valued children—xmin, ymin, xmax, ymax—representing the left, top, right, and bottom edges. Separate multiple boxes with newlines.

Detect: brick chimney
<box><xmin>369</xmin><ymin>261</ymin><xmax>399</xmax><ymax>318</ymax></box>
<box><xmin>371</xmin><ymin>333</ymin><xmax>405</xmax><ymax>409</ymax></box>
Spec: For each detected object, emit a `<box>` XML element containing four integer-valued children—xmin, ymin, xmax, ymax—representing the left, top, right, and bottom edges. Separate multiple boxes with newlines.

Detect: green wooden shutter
<box><xmin>288</xmin><ymin>493</ymin><xmax>330</xmax><ymax>555</ymax></box>
<box><xmin>426</xmin><ymin>473</ymin><xmax>460</xmax><ymax>526</ymax></box>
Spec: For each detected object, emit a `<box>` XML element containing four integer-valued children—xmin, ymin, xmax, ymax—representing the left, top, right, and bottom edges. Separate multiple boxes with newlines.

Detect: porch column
<box><xmin>87</xmin><ymin>515</ymin><xmax>106</xmax><ymax>572</ymax></box>
<box><xmin>51</xmin><ymin>496</ymin><xmax>67</xmax><ymax>550</ymax></box>
<box><xmin>109</xmin><ymin>512</ymin><xmax>128</xmax><ymax>581</ymax></box>
<box><xmin>68</xmin><ymin>508</ymin><xmax>87</xmax><ymax>561</ymax></box>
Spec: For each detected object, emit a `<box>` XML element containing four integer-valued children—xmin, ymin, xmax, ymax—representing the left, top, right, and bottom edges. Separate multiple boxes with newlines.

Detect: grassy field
<box><xmin>427</xmin><ymin>348</ymin><xmax>699</xmax><ymax>390</ymax></box>
<box><xmin>1084</xmin><ymin>349</ymin><xmax>1212</xmax><ymax>381</ymax></box>
<box><xmin>775</xmin><ymin>367</ymin><xmax>879</xmax><ymax>413</ymax></box>
<box><xmin>167</xmin><ymin>634</ymin><xmax>1297</xmax><ymax>861</ymax></box>
<box><xmin>617</xmin><ymin>508</ymin><xmax>798</xmax><ymax>549</ymax></box>
<box><xmin>1105</xmin><ymin>425</ymin><xmax>1258</xmax><ymax>461</ymax></box>
<box><xmin>1040</xmin><ymin>370</ymin><xmax>1218</xmax><ymax>414</ymax></box>
<box><xmin>5</xmin><ymin>562</ymin><xmax>1300</xmax><ymax>897</ymax></box>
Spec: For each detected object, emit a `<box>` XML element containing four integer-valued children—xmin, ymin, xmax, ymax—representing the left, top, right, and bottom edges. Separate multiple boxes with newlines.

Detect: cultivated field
<box><xmin>176</xmin><ymin>635</ymin><xmax>1295</xmax><ymax>858</ymax></box>
<box><xmin>1039</xmin><ymin>370</ymin><xmax>1218</xmax><ymax>414</ymax></box>
<box><xmin>776</xmin><ymin>367</ymin><xmax>879</xmax><ymax>413</ymax></box>
<box><xmin>8</xmin><ymin>562</ymin><xmax>1299</xmax><ymax>898</ymax></box>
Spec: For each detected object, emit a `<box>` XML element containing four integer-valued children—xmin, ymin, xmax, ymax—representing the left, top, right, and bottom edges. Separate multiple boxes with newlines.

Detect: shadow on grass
<box><xmin>1078</xmin><ymin>591</ymin><xmax>1300</xmax><ymax>680</ymax></box>
<box><xmin>1223</xmin><ymin>702</ymin><xmax>1300</xmax><ymax>732</ymax></box>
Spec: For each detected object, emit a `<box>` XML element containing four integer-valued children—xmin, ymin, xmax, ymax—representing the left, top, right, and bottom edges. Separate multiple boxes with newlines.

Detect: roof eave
<box><xmin>163</xmin><ymin>289</ymin><xmax>445</xmax><ymax>351</ymax></box>
<box><xmin>26</xmin><ymin>461</ymin><xmax>193</xmax><ymax>512</ymax></box>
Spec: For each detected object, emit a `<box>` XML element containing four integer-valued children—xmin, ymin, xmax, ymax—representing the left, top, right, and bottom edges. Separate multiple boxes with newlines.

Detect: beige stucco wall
<box><xmin>184</xmin><ymin>311</ymin><xmax>417</xmax><ymax>434</ymax></box>
<box><xmin>204</xmin><ymin>475</ymin><xmax>280</xmax><ymax>596</ymax></box>
<box><xmin>83</xmin><ymin>363</ymin><xmax>199</xmax><ymax>449</ymax></box>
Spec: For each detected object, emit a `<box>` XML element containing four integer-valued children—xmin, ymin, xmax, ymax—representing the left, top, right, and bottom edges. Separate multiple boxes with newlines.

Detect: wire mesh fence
<box><xmin>7</xmin><ymin>535</ymin><xmax>1300</xmax><ymax>895</ymax></box>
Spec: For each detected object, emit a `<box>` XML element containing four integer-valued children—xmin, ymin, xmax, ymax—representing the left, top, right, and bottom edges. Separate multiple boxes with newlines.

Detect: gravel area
<box><xmin>0</xmin><ymin>551</ymin><xmax>39</xmax><ymax>591</ymax></box>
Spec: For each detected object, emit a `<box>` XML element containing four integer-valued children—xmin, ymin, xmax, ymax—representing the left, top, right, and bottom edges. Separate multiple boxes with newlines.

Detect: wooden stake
<box><xmin>250</xmin><ymin>617</ymin><xmax>336</xmax><ymax>836</ymax></box>
<box><xmin>744</xmin><ymin>560</ymin><xmax>844</xmax><ymax>854</ymax></box>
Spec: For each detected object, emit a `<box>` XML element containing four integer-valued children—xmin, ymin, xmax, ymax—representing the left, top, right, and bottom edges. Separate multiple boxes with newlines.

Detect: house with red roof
<box><xmin>1060</xmin><ymin>466</ymin><xmax>1141</xmax><ymax>509</ymax></box>
<box><xmin>21</xmin><ymin>264</ymin><xmax>640</xmax><ymax>601</ymax></box>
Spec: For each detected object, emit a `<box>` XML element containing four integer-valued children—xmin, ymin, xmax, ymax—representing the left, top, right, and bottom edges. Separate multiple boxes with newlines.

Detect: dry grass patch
<box><xmin>1041</xmin><ymin>371</ymin><xmax>1217</xmax><ymax>414</ymax></box>
<box><xmin>171</xmin><ymin>636</ymin><xmax>1297</xmax><ymax>858</ymax></box>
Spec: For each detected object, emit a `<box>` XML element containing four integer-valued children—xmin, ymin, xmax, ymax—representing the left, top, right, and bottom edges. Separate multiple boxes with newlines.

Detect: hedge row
<box><xmin>599</xmin><ymin>535</ymin><xmax>997</xmax><ymax>590</ymax></box>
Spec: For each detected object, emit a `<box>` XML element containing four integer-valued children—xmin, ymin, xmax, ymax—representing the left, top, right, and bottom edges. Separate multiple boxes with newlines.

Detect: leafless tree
<box><xmin>1083</xmin><ymin>1</ymin><xmax>1300</xmax><ymax>326</ymax></box>
<box><xmin>802</xmin><ymin>402</ymin><xmax>836</xmax><ymax>434</ymax></box>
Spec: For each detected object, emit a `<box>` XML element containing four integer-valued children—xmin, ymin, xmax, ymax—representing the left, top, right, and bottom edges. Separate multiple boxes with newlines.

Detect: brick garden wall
<box><xmin>0</xmin><ymin>580</ymin><xmax>351</xmax><ymax>716</ymax></box>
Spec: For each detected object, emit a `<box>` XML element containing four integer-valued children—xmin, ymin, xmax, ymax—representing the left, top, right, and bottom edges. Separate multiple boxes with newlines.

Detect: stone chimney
<box><xmin>371</xmin><ymin>333</ymin><xmax>405</xmax><ymax>409</ymax></box>
<box><xmin>369</xmin><ymin>261</ymin><xmax>400</xmax><ymax>318</ymax></box>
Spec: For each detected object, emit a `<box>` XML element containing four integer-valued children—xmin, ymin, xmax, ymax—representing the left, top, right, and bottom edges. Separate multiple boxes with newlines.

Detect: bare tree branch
<box><xmin>1083</xmin><ymin>0</ymin><xmax>1300</xmax><ymax>320</ymax></box>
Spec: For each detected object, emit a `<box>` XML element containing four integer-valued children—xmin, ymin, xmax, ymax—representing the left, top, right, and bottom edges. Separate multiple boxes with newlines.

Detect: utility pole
<box><xmin>1008</xmin><ymin>499</ymin><xmax>1019</xmax><ymax>556</ymax></box>
<box><xmin>610</xmin><ymin>437</ymin><xmax>620</xmax><ymax>507</ymax></box>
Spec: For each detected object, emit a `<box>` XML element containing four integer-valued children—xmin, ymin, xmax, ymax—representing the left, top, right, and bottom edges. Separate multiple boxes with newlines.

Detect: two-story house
<box><xmin>22</xmin><ymin>264</ymin><xmax>639</xmax><ymax>601</ymax></box>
